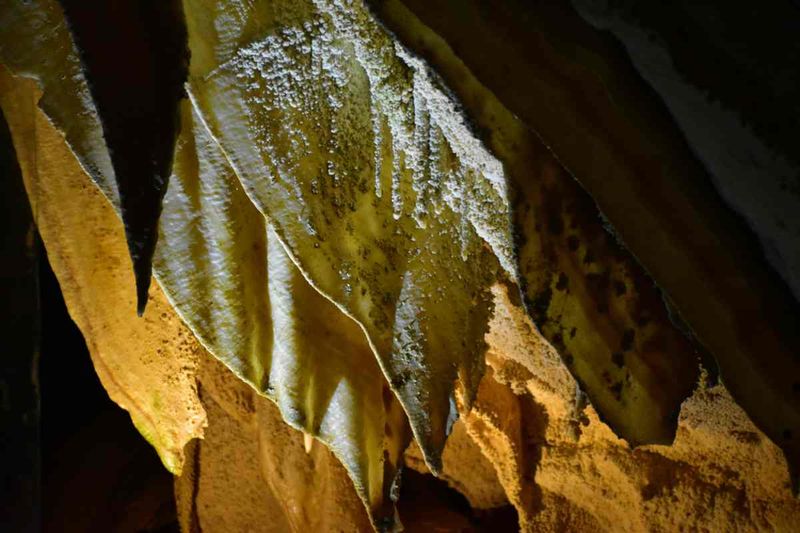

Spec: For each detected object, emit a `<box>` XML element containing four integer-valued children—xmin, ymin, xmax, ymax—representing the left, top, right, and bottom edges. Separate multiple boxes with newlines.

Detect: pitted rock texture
<box><xmin>0</xmin><ymin>69</ymin><xmax>205</xmax><ymax>474</ymax></box>
<box><xmin>407</xmin><ymin>286</ymin><xmax>798</xmax><ymax>531</ymax></box>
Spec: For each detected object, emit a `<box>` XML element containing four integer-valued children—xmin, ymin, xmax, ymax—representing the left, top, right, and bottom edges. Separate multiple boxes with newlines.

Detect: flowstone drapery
<box><xmin>1</xmin><ymin>0</ymin><xmax>798</xmax><ymax>531</ymax></box>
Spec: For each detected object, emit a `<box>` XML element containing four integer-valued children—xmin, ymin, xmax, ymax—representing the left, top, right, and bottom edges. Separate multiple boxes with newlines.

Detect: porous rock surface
<box><xmin>407</xmin><ymin>285</ymin><xmax>799</xmax><ymax>532</ymax></box>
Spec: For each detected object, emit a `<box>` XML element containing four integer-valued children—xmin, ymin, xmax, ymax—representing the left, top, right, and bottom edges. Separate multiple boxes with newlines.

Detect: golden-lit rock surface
<box><xmin>0</xmin><ymin>68</ymin><xmax>409</xmax><ymax>526</ymax></box>
<box><xmin>372</xmin><ymin>0</ymin><xmax>800</xmax><ymax>486</ymax></box>
<box><xmin>1</xmin><ymin>0</ymin><xmax>799</xmax><ymax>530</ymax></box>
<box><xmin>158</xmin><ymin>100</ymin><xmax>409</xmax><ymax>528</ymax></box>
<box><xmin>0</xmin><ymin>69</ymin><xmax>206</xmax><ymax>474</ymax></box>
<box><xmin>182</xmin><ymin>0</ymin><xmax>512</xmax><ymax>473</ymax></box>
<box><xmin>469</xmin><ymin>285</ymin><xmax>799</xmax><ymax>531</ymax></box>
<box><xmin>0</xmin><ymin>0</ymin><xmax>186</xmax><ymax>313</ymax></box>
<box><xmin>56</xmin><ymin>0</ymin><xmax>187</xmax><ymax>315</ymax></box>
<box><xmin>370</xmin><ymin>0</ymin><xmax>699</xmax><ymax>449</ymax></box>
<box><xmin>0</xmin><ymin>0</ymin><xmax>116</xmax><ymax>202</ymax></box>
<box><xmin>404</xmin><ymin>421</ymin><xmax>508</xmax><ymax>511</ymax></box>
<box><xmin>0</xmin><ymin>67</ymin><xmax>401</xmax><ymax>529</ymax></box>
<box><xmin>175</xmin><ymin>354</ymin><xmax>373</xmax><ymax>532</ymax></box>
<box><xmin>403</xmin><ymin>286</ymin><xmax>800</xmax><ymax>531</ymax></box>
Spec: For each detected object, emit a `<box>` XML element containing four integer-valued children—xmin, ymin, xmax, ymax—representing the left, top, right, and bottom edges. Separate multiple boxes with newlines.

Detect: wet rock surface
<box><xmin>1</xmin><ymin>0</ymin><xmax>799</xmax><ymax>530</ymax></box>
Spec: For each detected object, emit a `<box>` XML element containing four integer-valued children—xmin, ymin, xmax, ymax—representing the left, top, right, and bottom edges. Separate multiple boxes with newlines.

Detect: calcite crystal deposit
<box><xmin>0</xmin><ymin>0</ymin><xmax>798</xmax><ymax>530</ymax></box>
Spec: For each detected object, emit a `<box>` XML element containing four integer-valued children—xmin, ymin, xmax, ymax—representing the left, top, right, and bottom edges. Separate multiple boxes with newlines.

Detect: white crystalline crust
<box><xmin>2</xmin><ymin>0</ymin><xmax>520</xmax><ymax>528</ymax></box>
<box><xmin>184</xmin><ymin>0</ymin><xmax>519</xmax><ymax>474</ymax></box>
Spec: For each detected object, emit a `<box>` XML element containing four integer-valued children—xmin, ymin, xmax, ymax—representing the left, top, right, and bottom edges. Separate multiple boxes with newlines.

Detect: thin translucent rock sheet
<box><xmin>0</xmin><ymin>0</ymin><xmax>117</xmax><ymax>204</ymax></box>
<box><xmin>1</xmin><ymin>0</ymin><xmax>172</xmax><ymax>314</ymax></box>
<box><xmin>155</xmin><ymin>103</ymin><xmax>409</xmax><ymax>528</ymax></box>
<box><xmin>58</xmin><ymin>0</ymin><xmax>189</xmax><ymax>315</ymax></box>
<box><xmin>365</xmin><ymin>0</ymin><xmax>699</xmax><ymax>447</ymax></box>
<box><xmin>370</xmin><ymin>0</ymin><xmax>799</xmax><ymax>484</ymax></box>
<box><xmin>0</xmin><ymin>70</ymin><xmax>205</xmax><ymax>474</ymax></box>
<box><xmin>182</xmin><ymin>0</ymin><xmax>515</xmax><ymax>471</ymax></box>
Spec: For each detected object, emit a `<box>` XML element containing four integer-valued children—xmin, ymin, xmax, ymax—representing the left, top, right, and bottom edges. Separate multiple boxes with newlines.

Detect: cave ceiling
<box><xmin>1</xmin><ymin>0</ymin><xmax>798</xmax><ymax>530</ymax></box>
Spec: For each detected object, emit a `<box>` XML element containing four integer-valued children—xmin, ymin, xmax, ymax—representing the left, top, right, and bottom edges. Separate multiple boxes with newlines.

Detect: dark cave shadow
<box><xmin>38</xmin><ymin>246</ymin><xmax>179</xmax><ymax>533</ymax></box>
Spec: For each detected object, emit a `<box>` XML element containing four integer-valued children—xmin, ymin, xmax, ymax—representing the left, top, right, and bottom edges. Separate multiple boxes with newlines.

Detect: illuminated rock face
<box><xmin>1</xmin><ymin>0</ymin><xmax>799</xmax><ymax>531</ymax></box>
<box><xmin>370</xmin><ymin>0</ymin><xmax>800</xmax><ymax>493</ymax></box>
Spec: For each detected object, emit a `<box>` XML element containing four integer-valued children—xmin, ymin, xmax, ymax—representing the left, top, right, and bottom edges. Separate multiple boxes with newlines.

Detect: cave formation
<box><xmin>1</xmin><ymin>0</ymin><xmax>799</xmax><ymax>531</ymax></box>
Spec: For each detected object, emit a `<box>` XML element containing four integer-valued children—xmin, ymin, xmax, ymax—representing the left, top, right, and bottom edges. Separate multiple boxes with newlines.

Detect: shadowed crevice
<box><xmin>59</xmin><ymin>0</ymin><xmax>189</xmax><ymax>315</ymax></box>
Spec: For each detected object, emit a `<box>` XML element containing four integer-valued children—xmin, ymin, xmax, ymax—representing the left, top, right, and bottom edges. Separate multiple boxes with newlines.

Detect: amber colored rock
<box><xmin>372</xmin><ymin>0</ymin><xmax>800</xmax><ymax>486</ymax></box>
<box><xmin>1</xmin><ymin>69</ymin><xmax>409</xmax><ymax>527</ymax></box>
<box><xmin>157</xmin><ymin>101</ymin><xmax>410</xmax><ymax>528</ymax></box>
<box><xmin>0</xmin><ymin>67</ymin><xmax>399</xmax><ymax>530</ymax></box>
<box><xmin>368</xmin><ymin>0</ymin><xmax>699</xmax><ymax>448</ymax></box>
<box><xmin>0</xmin><ymin>68</ymin><xmax>205</xmax><ymax>474</ymax></box>
<box><xmin>404</xmin><ymin>421</ymin><xmax>508</xmax><ymax>511</ymax></box>
<box><xmin>1</xmin><ymin>0</ymin><xmax>187</xmax><ymax>315</ymax></box>
<box><xmin>466</xmin><ymin>284</ymin><xmax>800</xmax><ymax>531</ymax></box>
<box><xmin>2</xmin><ymin>1</ymin><xmax>799</xmax><ymax>530</ymax></box>
<box><xmin>182</xmin><ymin>0</ymin><xmax>513</xmax><ymax>473</ymax></box>
<box><xmin>176</xmin><ymin>354</ymin><xmax>373</xmax><ymax>532</ymax></box>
